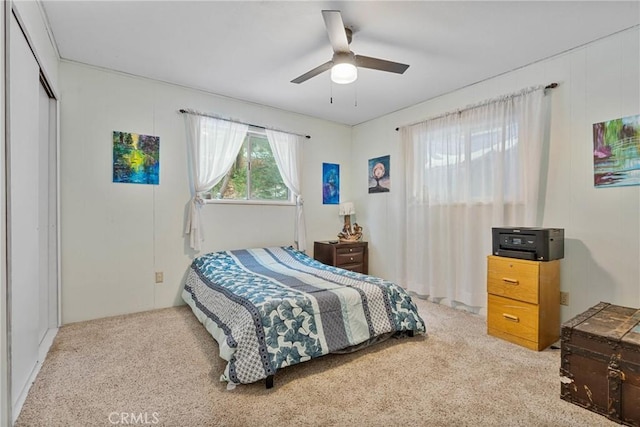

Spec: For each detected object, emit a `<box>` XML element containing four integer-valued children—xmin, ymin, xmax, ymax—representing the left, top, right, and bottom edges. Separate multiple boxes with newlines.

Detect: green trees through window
<box><xmin>211</xmin><ymin>131</ymin><xmax>290</xmax><ymax>202</ymax></box>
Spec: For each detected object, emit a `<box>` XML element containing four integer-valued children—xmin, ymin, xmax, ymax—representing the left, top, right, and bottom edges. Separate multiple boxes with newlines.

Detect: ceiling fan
<box><xmin>291</xmin><ymin>10</ymin><xmax>410</xmax><ymax>85</ymax></box>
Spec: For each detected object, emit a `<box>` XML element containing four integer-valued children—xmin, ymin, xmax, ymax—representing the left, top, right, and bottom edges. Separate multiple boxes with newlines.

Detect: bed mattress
<box><xmin>182</xmin><ymin>246</ymin><xmax>425</xmax><ymax>385</ymax></box>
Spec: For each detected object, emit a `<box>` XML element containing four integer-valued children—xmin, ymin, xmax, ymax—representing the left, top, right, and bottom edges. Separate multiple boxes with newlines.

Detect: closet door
<box><xmin>9</xmin><ymin>13</ymin><xmax>41</xmax><ymax>406</ymax></box>
<box><xmin>38</xmin><ymin>81</ymin><xmax>57</xmax><ymax>342</ymax></box>
<box><xmin>45</xmin><ymin>88</ymin><xmax>58</xmax><ymax>336</ymax></box>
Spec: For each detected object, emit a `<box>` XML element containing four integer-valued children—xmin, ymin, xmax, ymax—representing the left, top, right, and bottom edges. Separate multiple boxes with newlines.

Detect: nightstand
<box><xmin>486</xmin><ymin>255</ymin><xmax>560</xmax><ymax>351</ymax></box>
<box><xmin>313</xmin><ymin>241</ymin><xmax>368</xmax><ymax>274</ymax></box>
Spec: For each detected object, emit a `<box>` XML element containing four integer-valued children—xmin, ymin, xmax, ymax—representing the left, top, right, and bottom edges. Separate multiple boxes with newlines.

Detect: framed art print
<box><xmin>368</xmin><ymin>155</ymin><xmax>390</xmax><ymax>193</ymax></box>
<box><xmin>593</xmin><ymin>114</ymin><xmax>639</xmax><ymax>187</ymax></box>
<box><xmin>322</xmin><ymin>162</ymin><xmax>340</xmax><ymax>204</ymax></box>
<box><xmin>113</xmin><ymin>131</ymin><xmax>160</xmax><ymax>185</ymax></box>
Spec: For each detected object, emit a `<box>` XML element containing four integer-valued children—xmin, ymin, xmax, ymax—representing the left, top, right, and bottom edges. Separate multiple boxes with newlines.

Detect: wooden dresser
<box><xmin>487</xmin><ymin>255</ymin><xmax>560</xmax><ymax>351</ymax></box>
<box><xmin>313</xmin><ymin>241</ymin><xmax>368</xmax><ymax>274</ymax></box>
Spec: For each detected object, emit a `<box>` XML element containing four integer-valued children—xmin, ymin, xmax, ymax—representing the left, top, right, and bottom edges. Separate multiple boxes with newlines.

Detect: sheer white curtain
<box><xmin>400</xmin><ymin>87</ymin><xmax>548</xmax><ymax>307</ymax></box>
<box><xmin>265</xmin><ymin>129</ymin><xmax>307</xmax><ymax>252</ymax></box>
<box><xmin>184</xmin><ymin>113</ymin><xmax>248</xmax><ymax>250</ymax></box>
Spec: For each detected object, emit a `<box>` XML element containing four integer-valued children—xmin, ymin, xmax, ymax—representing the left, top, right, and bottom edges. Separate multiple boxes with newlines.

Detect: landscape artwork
<box><xmin>113</xmin><ymin>131</ymin><xmax>160</xmax><ymax>185</ymax></box>
<box><xmin>593</xmin><ymin>114</ymin><xmax>640</xmax><ymax>188</ymax></box>
<box><xmin>322</xmin><ymin>162</ymin><xmax>340</xmax><ymax>204</ymax></box>
<box><xmin>368</xmin><ymin>155</ymin><xmax>390</xmax><ymax>193</ymax></box>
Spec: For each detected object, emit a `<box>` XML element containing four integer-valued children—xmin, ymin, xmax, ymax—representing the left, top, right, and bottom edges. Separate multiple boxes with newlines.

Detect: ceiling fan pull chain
<box><xmin>330</xmin><ymin>79</ymin><xmax>333</xmax><ymax>104</ymax></box>
<box><xmin>354</xmin><ymin>80</ymin><xmax>358</xmax><ymax>107</ymax></box>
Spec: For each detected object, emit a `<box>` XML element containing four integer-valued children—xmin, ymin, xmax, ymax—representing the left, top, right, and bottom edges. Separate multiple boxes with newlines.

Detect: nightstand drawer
<box><xmin>336</xmin><ymin>251</ymin><xmax>364</xmax><ymax>266</ymax></box>
<box><xmin>487</xmin><ymin>294</ymin><xmax>539</xmax><ymax>343</ymax></box>
<box><xmin>336</xmin><ymin>246</ymin><xmax>364</xmax><ymax>256</ymax></box>
<box><xmin>487</xmin><ymin>256</ymin><xmax>539</xmax><ymax>304</ymax></box>
<box><xmin>340</xmin><ymin>263</ymin><xmax>365</xmax><ymax>273</ymax></box>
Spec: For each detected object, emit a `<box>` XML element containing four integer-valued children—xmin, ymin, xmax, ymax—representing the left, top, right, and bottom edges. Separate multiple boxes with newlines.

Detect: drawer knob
<box><xmin>349</xmin><ymin>248</ymin><xmax>353</xmax><ymax>252</ymax></box>
<box><xmin>502</xmin><ymin>277</ymin><xmax>519</xmax><ymax>285</ymax></box>
<box><xmin>350</xmin><ymin>257</ymin><xmax>354</xmax><ymax>261</ymax></box>
<box><xmin>502</xmin><ymin>313</ymin><xmax>520</xmax><ymax>322</ymax></box>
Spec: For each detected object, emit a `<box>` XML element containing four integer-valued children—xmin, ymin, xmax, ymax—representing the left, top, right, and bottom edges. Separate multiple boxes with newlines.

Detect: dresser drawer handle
<box><xmin>349</xmin><ymin>248</ymin><xmax>353</xmax><ymax>252</ymax></box>
<box><xmin>502</xmin><ymin>277</ymin><xmax>519</xmax><ymax>285</ymax></box>
<box><xmin>502</xmin><ymin>313</ymin><xmax>519</xmax><ymax>322</ymax></box>
<box><xmin>350</xmin><ymin>257</ymin><xmax>354</xmax><ymax>261</ymax></box>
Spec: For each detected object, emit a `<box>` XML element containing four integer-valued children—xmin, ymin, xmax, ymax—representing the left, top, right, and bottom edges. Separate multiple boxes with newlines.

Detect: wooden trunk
<box><xmin>560</xmin><ymin>302</ymin><xmax>640</xmax><ymax>426</ymax></box>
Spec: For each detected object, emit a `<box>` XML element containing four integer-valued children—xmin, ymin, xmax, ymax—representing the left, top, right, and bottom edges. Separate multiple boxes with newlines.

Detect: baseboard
<box><xmin>12</xmin><ymin>327</ymin><xmax>58</xmax><ymax>424</ymax></box>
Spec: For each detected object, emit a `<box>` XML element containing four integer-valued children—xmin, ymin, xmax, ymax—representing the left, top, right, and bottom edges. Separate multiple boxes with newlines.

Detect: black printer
<box><xmin>492</xmin><ymin>227</ymin><xmax>564</xmax><ymax>261</ymax></box>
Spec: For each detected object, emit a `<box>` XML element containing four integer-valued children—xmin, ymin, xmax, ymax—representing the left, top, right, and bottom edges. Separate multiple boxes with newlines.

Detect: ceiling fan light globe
<box><xmin>331</xmin><ymin>63</ymin><xmax>357</xmax><ymax>84</ymax></box>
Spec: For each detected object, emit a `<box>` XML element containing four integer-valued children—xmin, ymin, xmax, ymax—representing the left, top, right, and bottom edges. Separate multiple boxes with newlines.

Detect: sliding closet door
<box><xmin>0</xmin><ymin>4</ymin><xmax>7</xmax><ymax>426</ymax></box>
<box><xmin>38</xmin><ymin>81</ymin><xmax>57</xmax><ymax>342</ymax></box>
<box><xmin>9</xmin><ymin>13</ymin><xmax>42</xmax><ymax>407</ymax></box>
<box><xmin>45</xmin><ymin>90</ymin><xmax>58</xmax><ymax>335</ymax></box>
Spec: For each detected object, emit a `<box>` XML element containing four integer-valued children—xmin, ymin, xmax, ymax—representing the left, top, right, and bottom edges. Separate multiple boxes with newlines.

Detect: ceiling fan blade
<box><xmin>291</xmin><ymin>61</ymin><xmax>333</xmax><ymax>84</ymax></box>
<box><xmin>355</xmin><ymin>55</ymin><xmax>410</xmax><ymax>74</ymax></box>
<box><xmin>322</xmin><ymin>10</ymin><xmax>350</xmax><ymax>53</ymax></box>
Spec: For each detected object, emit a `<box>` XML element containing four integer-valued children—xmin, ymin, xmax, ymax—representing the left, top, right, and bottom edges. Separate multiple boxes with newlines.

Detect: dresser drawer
<box><xmin>487</xmin><ymin>256</ymin><xmax>539</xmax><ymax>304</ymax></box>
<box><xmin>487</xmin><ymin>294</ymin><xmax>539</xmax><ymax>343</ymax></box>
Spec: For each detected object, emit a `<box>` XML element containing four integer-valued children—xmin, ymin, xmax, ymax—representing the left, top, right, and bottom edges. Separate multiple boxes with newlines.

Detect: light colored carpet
<box><xmin>16</xmin><ymin>298</ymin><xmax>614</xmax><ymax>427</ymax></box>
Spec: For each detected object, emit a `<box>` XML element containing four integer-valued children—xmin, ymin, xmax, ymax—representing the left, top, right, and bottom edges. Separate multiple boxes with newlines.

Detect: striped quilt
<box><xmin>182</xmin><ymin>246</ymin><xmax>425</xmax><ymax>385</ymax></box>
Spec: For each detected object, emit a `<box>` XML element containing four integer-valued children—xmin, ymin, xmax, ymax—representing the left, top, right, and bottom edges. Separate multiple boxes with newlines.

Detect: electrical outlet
<box><xmin>560</xmin><ymin>291</ymin><xmax>569</xmax><ymax>306</ymax></box>
<box><xmin>155</xmin><ymin>272</ymin><xmax>164</xmax><ymax>283</ymax></box>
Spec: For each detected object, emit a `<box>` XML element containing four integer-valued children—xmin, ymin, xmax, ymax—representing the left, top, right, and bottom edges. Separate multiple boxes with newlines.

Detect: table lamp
<box><xmin>338</xmin><ymin>202</ymin><xmax>363</xmax><ymax>242</ymax></box>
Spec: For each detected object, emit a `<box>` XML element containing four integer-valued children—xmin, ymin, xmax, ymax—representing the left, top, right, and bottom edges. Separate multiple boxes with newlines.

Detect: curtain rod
<box><xmin>179</xmin><ymin>109</ymin><xmax>311</xmax><ymax>139</ymax></box>
<box><xmin>394</xmin><ymin>83</ymin><xmax>558</xmax><ymax>131</ymax></box>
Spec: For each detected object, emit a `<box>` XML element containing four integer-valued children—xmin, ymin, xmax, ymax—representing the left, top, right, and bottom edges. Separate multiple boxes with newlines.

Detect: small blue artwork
<box><xmin>322</xmin><ymin>163</ymin><xmax>339</xmax><ymax>204</ymax></box>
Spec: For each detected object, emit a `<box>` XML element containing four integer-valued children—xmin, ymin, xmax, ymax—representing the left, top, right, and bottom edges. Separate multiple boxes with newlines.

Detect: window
<box><xmin>209</xmin><ymin>129</ymin><xmax>291</xmax><ymax>203</ymax></box>
<box><xmin>420</xmin><ymin>119</ymin><xmax>520</xmax><ymax>205</ymax></box>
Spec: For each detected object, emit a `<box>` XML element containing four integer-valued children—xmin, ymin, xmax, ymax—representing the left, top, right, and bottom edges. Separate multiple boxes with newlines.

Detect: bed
<box><xmin>182</xmin><ymin>246</ymin><xmax>425</xmax><ymax>388</ymax></box>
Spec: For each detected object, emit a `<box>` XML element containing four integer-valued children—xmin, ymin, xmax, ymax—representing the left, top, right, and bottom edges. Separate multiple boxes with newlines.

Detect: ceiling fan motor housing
<box><xmin>332</xmin><ymin>51</ymin><xmax>356</xmax><ymax>66</ymax></box>
<box><xmin>344</xmin><ymin>27</ymin><xmax>353</xmax><ymax>45</ymax></box>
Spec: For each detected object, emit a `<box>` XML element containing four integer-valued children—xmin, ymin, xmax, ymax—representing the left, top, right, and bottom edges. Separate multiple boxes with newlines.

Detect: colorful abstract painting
<box><xmin>322</xmin><ymin>163</ymin><xmax>339</xmax><ymax>204</ymax></box>
<box><xmin>113</xmin><ymin>131</ymin><xmax>160</xmax><ymax>185</ymax></box>
<box><xmin>593</xmin><ymin>114</ymin><xmax>640</xmax><ymax>187</ymax></box>
<box><xmin>368</xmin><ymin>155</ymin><xmax>390</xmax><ymax>193</ymax></box>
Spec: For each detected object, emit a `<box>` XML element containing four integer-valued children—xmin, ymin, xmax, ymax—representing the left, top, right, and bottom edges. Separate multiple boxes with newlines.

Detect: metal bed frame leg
<box><xmin>266</xmin><ymin>375</ymin><xmax>274</xmax><ymax>389</ymax></box>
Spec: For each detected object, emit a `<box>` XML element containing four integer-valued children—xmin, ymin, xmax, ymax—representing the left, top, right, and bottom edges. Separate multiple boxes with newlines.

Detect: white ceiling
<box><xmin>41</xmin><ymin>1</ymin><xmax>640</xmax><ymax>126</ymax></box>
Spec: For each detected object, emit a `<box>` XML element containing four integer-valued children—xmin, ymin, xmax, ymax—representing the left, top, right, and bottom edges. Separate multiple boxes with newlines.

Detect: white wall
<box><xmin>59</xmin><ymin>61</ymin><xmax>352</xmax><ymax>323</ymax></box>
<box><xmin>352</xmin><ymin>27</ymin><xmax>640</xmax><ymax>321</ymax></box>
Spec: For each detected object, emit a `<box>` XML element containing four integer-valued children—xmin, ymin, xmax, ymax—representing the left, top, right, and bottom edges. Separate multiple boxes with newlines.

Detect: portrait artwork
<box><xmin>368</xmin><ymin>155</ymin><xmax>390</xmax><ymax>193</ymax></box>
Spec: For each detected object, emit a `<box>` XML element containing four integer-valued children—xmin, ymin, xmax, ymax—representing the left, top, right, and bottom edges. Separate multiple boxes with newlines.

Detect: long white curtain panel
<box><xmin>266</xmin><ymin>129</ymin><xmax>307</xmax><ymax>252</ymax></box>
<box><xmin>399</xmin><ymin>86</ymin><xmax>548</xmax><ymax>307</ymax></box>
<box><xmin>184</xmin><ymin>113</ymin><xmax>247</xmax><ymax>250</ymax></box>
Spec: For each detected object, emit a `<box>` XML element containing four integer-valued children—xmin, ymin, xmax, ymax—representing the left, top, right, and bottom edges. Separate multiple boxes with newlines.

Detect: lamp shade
<box><xmin>339</xmin><ymin>202</ymin><xmax>355</xmax><ymax>216</ymax></box>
